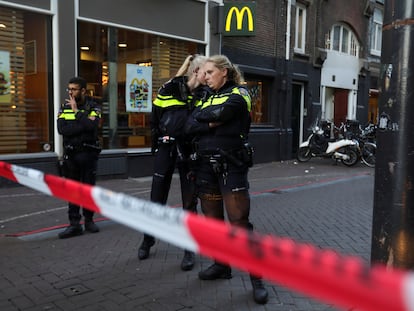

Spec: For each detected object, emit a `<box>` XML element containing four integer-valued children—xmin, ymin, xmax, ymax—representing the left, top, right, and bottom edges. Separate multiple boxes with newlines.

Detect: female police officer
<box><xmin>137</xmin><ymin>55</ymin><xmax>207</xmax><ymax>271</ymax></box>
<box><xmin>189</xmin><ymin>55</ymin><xmax>268</xmax><ymax>304</ymax></box>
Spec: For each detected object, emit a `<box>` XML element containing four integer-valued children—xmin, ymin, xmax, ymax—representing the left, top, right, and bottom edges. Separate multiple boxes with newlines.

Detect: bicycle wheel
<box><xmin>297</xmin><ymin>146</ymin><xmax>312</xmax><ymax>162</ymax></box>
<box><xmin>341</xmin><ymin>146</ymin><xmax>359</xmax><ymax>167</ymax></box>
<box><xmin>361</xmin><ymin>142</ymin><xmax>376</xmax><ymax>168</ymax></box>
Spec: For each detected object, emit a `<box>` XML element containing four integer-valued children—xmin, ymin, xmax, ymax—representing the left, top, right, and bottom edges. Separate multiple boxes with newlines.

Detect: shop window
<box><xmin>0</xmin><ymin>7</ymin><xmax>52</xmax><ymax>154</ymax></box>
<box><xmin>244</xmin><ymin>78</ymin><xmax>269</xmax><ymax>124</ymax></box>
<box><xmin>78</xmin><ymin>21</ymin><xmax>198</xmax><ymax>149</ymax></box>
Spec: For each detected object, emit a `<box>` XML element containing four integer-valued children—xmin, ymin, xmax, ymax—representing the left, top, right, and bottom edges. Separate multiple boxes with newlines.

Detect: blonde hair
<box><xmin>187</xmin><ymin>54</ymin><xmax>207</xmax><ymax>76</ymax></box>
<box><xmin>205</xmin><ymin>54</ymin><xmax>244</xmax><ymax>85</ymax></box>
<box><xmin>176</xmin><ymin>54</ymin><xmax>207</xmax><ymax>77</ymax></box>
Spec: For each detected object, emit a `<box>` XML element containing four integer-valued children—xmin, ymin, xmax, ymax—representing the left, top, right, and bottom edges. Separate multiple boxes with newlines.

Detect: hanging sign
<box><xmin>223</xmin><ymin>2</ymin><xmax>256</xmax><ymax>36</ymax></box>
<box><xmin>125</xmin><ymin>64</ymin><xmax>152</xmax><ymax>112</ymax></box>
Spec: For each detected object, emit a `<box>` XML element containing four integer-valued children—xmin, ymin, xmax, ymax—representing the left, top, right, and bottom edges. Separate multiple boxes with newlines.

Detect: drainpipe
<box><xmin>279</xmin><ymin>0</ymin><xmax>293</xmax><ymax>160</ymax></box>
<box><xmin>205</xmin><ymin>1</ymin><xmax>210</xmax><ymax>56</ymax></box>
<box><xmin>52</xmin><ymin>0</ymin><xmax>62</xmax><ymax>158</ymax></box>
<box><xmin>320</xmin><ymin>86</ymin><xmax>326</xmax><ymax>120</ymax></box>
<box><xmin>285</xmin><ymin>0</ymin><xmax>292</xmax><ymax>60</ymax></box>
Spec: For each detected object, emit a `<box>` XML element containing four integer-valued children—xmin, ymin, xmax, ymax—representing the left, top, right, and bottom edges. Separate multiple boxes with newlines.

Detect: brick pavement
<box><xmin>0</xmin><ymin>160</ymin><xmax>374</xmax><ymax>311</ymax></box>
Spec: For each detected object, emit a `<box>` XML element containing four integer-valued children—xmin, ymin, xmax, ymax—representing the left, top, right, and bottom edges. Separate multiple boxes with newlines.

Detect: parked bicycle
<box><xmin>343</xmin><ymin>120</ymin><xmax>376</xmax><ymax>168</ymax></box>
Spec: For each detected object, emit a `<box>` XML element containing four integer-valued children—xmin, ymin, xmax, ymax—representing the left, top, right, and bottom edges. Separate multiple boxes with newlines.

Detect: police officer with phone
<box><xmin>57</xmin><ymin>76</ymin><xmax>102</xmax><ymax>239</ymax></box>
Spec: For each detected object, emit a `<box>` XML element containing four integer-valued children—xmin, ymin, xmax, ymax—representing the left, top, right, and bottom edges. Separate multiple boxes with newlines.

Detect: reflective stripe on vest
<box><xmin>194</xmin><ymin>98</ymin><xmax>203</xmax><ymax>108</ymax></box>
<box><xmin>201</xmin><ymin>87</ymin><xmax>251</xmax><ymax>112</ymax></box>
<box><xmin>58</xmin><ymin>109</ymin><xmax>100</xmax><ymax>120</ymax></box>
<box><xmin>153</xmin><ymin>94</ymin><xmax>188</xmax><ymax>108</ymax></box>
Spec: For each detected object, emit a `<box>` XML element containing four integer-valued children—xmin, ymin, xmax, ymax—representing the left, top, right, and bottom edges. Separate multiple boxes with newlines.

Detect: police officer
<box><xmin>57</xmin><ymin>76</ymin><xmax>102</xmax><ymax>239</ymax></box>
<box><xmin>138</xmin><ymin>55</ymin><xmax>207</xmax><ymax>271</ymax></box>
<box><xmin>189</xmin><ymin>55</ymin><xmax>268</xmax><ymax>304</ymax></box>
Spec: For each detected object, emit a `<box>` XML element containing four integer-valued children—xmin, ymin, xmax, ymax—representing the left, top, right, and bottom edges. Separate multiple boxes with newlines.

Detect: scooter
<box><xmin>297</xmin><ymin>120</ymin><xmax>359</xmax><ymax>166</ymax></box>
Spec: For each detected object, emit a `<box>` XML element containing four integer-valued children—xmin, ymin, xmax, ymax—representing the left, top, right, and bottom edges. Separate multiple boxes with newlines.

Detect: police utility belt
<box><xmin>64</xmin><ymin>142</ymin><xmax>102</xmax><ymax>154</ymax></box>
<box><xmin>197</xmin><ymin>143</ymin><xmax>254</xmax><ymax>169</ymax></box>
<box><xmin>158</xmin><ymin>136</ymin><xmax>176</xmax><ymax>144</ymax></box>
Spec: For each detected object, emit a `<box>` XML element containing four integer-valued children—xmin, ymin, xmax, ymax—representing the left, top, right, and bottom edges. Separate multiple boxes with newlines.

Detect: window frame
<box><xmin>294</xmin><ymin>3</ymin><xmax>307</xmax><ymax>54</ymax></box>
<box><xmin>370</xmin><ymin>8</ymin><xmax>383</xmax><ymax>56</ymax></box>
<box><xmin>328</xmin><ymin>24</ymin><xmax>360</xmax><ymax>57</ymax></box>
<box><xmin>77</xmin><ymin>21</ymin><xmax>199</xmax><ymax>150</ymax></box>
<box><xmin>244</xmin><ymin>75</ymin><xmax>271</xmax><ymax>125</ymax></box>
<box><xmin>0</xmin><ymin>7</ymin><xmax>53</xmax><ymax>154</ymax></box>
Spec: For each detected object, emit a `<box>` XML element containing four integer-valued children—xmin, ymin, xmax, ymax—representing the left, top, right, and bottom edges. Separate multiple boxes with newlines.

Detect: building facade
<box><xmin>222</xmin><ymin>0</ymin><xmax>383</xmax><ymax>159</ymax></box>
<box><xmin>0</xmin><ymin>0</ymin><xmax>222</xmax><ymax>181</ymax></box>
<box><xmin>0</xmin><ymin>0</ymin><xmax>383</xmax><ymax>182</ymax></box>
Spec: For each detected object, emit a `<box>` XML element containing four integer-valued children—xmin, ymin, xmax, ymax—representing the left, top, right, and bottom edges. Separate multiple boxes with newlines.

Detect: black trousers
<box><xmin>150</xmin><ymin>142</ymin><xmax>198</xmax><ymax>211</ymax></box>
<box><xmin>63</xmin><ymin>150</ymin><xmax>98</xmax><ymax>224</ymax></box>
<box><xmin>196</xmin><ymin>155</ymin><xmax>254</xmax><ymax>271</ymax></box>
<box><xmin>196</xmin><ymin>155</ymin><xmax>250</xmax><ymax>228</ymax></box>
<box><xmin>143</xmin><ymin>142</ymin><xmax>198</xmax><ymax>242</ymax></box>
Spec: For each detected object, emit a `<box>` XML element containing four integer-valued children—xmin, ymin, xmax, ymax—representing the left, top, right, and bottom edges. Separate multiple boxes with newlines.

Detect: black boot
<box><xmin>58</xmin><ymin>224</ymin><xmax>83</xmax><ymax>239</ymax></box>
<box><xmin>250</xmin><ymin>275</ymin><xmax>268</xmax><ymax>304</ymax></box>
<box><xmin>198</xmin><ymin>262</ymin><xmax>232</xmax><ymax>280</ymax></box>
<box><xmin>84</xmin><ymin>219</ymin><xmax>99</xmax><ymax>233</ymax></box>
<box><xmin>138</xmin><ymin>234</ymin><xmax>155</xmax><ymax>260</ymax></box>
<box><xmin>181</xmin><ymin>250</ymin><xmax>195</xmax><ymax>271</ymax></box>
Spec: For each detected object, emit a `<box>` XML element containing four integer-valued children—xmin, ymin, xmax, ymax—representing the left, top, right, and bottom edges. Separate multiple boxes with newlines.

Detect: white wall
<box><xmin>321</xmin><ymin>51</ymin><xmax>359</xmax><ymax>90</ymax></box>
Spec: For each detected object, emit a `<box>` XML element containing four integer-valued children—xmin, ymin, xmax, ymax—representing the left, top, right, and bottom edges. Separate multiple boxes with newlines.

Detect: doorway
<box><xmin>291</xmin><ymin>82</ymin><xmax>305</xmax><ymax>155</ymax></box>
<box><xmin>323</xmin><ymin>87</ymin><xmax>349</xmax><ymax>126</ymax></box>
<box><xmin>333</xmin><ymin>88</ymin><xmax>348</xmax><ymax>126</ymax></box>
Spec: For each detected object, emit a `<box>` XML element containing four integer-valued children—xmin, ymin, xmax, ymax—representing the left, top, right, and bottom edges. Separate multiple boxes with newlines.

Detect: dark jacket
<box><xmin>57</xmin><ymin>96</ymin><xmax>101</xmax><ymax>150</ymax></box>
<box><xmin>192</xmin><ymin>82</ymin><xmax>251</xmax><ymax>151</ymax></box>
<box><xmin>184</xmin><ymin>85</ymin><xmax>213</xmax><ymax>139</ymax></box>
<box><xmin>150</xmin><ymin>76</ymin><xmax>193</xmax><ymax>141</ymax></box>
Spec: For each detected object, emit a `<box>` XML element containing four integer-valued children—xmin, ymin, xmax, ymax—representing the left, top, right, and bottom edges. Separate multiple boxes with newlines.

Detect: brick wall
<box><xmin>221</xmin><ymin>0</ymin><xmax>370</xmax><ymax>65</ymax></box>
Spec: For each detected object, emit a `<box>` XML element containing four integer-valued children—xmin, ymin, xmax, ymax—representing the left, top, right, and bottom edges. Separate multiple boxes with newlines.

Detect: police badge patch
<box><xmin>239</xmin><ymin>87</ymin><xmax>249</xmax><ymax>96</ymax></box>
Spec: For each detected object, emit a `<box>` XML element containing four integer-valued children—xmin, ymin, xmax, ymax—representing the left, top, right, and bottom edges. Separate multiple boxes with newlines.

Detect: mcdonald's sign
<box><xmin>223</xmin><ymin>2</ymin><xmax>256</xmax><ymax>36</ymax></box>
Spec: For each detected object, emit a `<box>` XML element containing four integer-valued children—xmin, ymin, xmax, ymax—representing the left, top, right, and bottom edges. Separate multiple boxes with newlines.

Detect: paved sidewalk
<box><xmin>0</xmin><ymin>159</ymin><xmax>375</xmax><ymax>311</ymax></box>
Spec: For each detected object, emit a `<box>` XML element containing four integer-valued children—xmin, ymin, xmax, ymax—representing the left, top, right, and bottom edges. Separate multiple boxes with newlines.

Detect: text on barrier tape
<box><xmin>1</xmin><ymin>160</ymin><xmax>414</xmax><ymax>311</ymax></box>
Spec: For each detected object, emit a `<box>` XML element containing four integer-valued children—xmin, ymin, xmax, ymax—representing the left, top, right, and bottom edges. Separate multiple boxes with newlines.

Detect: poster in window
<box><xmin>0</xmin><ymin>50</ymin><xmax>11</xmax><ymax>103</ymax></box>
<box><xmin>125</xmin><ymin>64</ymin><xmax>152</xmax><ymax>112</ymax></box>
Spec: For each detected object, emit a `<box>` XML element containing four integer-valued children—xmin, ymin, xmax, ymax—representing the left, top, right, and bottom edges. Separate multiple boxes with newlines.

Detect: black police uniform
<box><xmin>194</xmin><ymin>81</ymin><xmax>252</xmax><ymax>205</ymax></box>
<box><xmin>189</xmin><ymin>81</ymin><xmax>268</xmax><ymax>304</ymax></box>
<box><xmin>138</xmin><ymin>76</ymin><xmax>198</xmax><ymax>268</ymax></box>
<box><xmin>57</xmin><ymin>96</ymin><xmax>101</xmax><ymax>237</ymax></box>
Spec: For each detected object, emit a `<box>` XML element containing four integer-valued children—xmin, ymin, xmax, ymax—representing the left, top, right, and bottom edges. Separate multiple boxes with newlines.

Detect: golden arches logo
<box><xmin>225</xmin><ymin>6</ymin><xmax>254</xmax><ymax>32</ymax></box>
<box><xmin>131</xmin><ymin>78</ymin><xmax>148</xmax><ymax>86</ymax></box>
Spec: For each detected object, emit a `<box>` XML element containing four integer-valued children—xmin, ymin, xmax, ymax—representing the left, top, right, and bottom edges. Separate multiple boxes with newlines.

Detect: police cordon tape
<box><xmin>1</xmin><ymin>160</ymin><xmax>414</xmax><ymax>311</ymax></box>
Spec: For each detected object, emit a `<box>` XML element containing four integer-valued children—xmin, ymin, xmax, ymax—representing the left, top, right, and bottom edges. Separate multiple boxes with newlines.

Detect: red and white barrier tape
<box><xmin>1</xmin><ymin>160</ymin><xmax>414</xmax><ymax>311</ymax></box>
